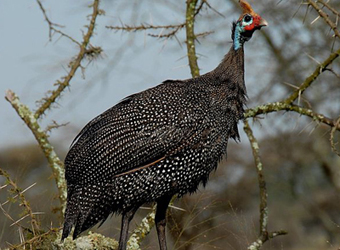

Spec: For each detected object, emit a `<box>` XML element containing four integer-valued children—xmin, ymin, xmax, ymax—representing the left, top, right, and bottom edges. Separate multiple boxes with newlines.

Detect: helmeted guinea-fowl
<box><xmin>61</xmin><ymin>1</ymin><xmax>267</xmax><ymax>249</ymax></box>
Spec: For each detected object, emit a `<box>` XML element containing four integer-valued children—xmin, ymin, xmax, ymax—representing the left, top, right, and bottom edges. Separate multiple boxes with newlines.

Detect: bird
<box><xmin>61</xmin><ymin>1</ymin><xmax>267</xmax><ymax>249</ymax></box>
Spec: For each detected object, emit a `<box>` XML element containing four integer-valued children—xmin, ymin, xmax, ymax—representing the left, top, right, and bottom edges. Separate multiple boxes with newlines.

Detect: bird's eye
<box><xmin>243</xmin><ymin>15</ymin><xmax>252</xmax><ymax>23</ymax></box>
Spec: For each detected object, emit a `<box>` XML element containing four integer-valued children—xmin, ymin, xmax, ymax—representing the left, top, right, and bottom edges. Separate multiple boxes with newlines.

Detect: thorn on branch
<box><xmin>317</xmin><ymin>0</ymin><xmax>340</xmax><ymax>18</ymax></box>
<box><xmin>284</xmin><ymin>47</ymin><xmax>340</xmax><ymax>104</ymax></box>
<box><xmin>307</xmin><ymin>0</ymin><xmax>340</xmax><ymax>39</ymax></box>
<box><xmin>0</xmin><ymin>168</ymin><xmax>40</xmax><ymax>236</ymax></box>
<box><xmin>148</xmin><ymin>26</ymin><xmax>184</xmax><ymax>39</ymax></box>
<box><xmin>107</xmin><ymin>23</ymin><xmax>185</xmax><ymax>32</ymax></box>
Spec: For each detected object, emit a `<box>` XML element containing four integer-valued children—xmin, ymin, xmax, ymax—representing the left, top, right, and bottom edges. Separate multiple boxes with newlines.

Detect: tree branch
<box><xmin>34</xmin><ymin>0</ymin><xmax>101</xmax><ymax>119</ymax></box>
<box><xmin>107</xmin><ymin>23</ymin><xmax>185</xmax><ymax>33</ymax></box>
<box><xmin>0</xmin><ymin>169</ymin><xmax>40</xmax><ymax>236</ymax></box>
<box><xmin>127</xmin><ymin>206</ymin><xmax>156</xmax><ymax>250</ymax></box>
<box><xmin>36</xmin><ymin>0</ymin><xmax>69</xmax><ymax>42</ymax></box>
<box><xmin>284</xmin><ymin>47</ymin><xmax>340</xmax><ymax>104</ymax></box>
<box><xmin>245</xmin><ymin>102</ymin><xmax>340</xmax><ymax>131</ymax></box>
<box><xmin>244</xmin><ymin>121</ymin><xmax>287</xmax><ymax>250</ymax></box>
<box><xmin>5</xmin><ymin>90</ymin><xmax>67</xmax><ymax>214</ymax></box>
<box><xmin>317</xmin><ymin>0</ymin><xmax>340</xmax><ymax>17</ymax></box>
<box><xmin>186</xmin><ymin>0</ymin><xmax>200</xmax><ymax>77</ymax></box>
<box><xmin>307</xmin><ymin>0</ymin><xmax>340</xmax><ymax>39</ymax></box>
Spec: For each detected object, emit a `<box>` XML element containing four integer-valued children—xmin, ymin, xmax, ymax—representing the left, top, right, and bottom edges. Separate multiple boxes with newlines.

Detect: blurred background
<box><xmin>0</xmin><ymin>0</ymin><xmax>340</xmax><ymax>249</ymax></box>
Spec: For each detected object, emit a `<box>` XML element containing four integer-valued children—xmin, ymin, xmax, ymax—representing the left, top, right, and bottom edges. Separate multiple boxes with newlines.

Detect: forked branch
<box><xmin>34</xmin><ymin>0</ymin><xmax>101</xmax><ymax>119</ymax></box>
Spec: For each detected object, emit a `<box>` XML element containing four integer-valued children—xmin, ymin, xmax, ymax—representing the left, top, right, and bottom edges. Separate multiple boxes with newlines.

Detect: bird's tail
<box><xmin>61</xmin><ymin>185</ymin><xmax>113</xmax><ymax>240</ymax></box>
<box><xmin>61</xmin><ymin>186</ymin><xmax>81</xmax><ymax>241</ymax></box>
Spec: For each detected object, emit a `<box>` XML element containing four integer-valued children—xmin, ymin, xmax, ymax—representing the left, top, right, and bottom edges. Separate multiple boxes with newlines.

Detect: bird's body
<box><xmin>62</xmin><ymin>1</ymin><xmax>267</xmax><ymax>249</ymax></box>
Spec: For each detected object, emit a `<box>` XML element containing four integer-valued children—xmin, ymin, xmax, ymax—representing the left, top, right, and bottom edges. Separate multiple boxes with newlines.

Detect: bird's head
<box><xmin>232</xmin><ymin>0</ymin><xmax>268</xmax><ymax>50</ymax></box>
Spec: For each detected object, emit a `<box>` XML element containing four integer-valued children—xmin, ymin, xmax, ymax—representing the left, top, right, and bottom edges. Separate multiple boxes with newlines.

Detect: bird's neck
<box><xmin>211</xmin><ymin>46</ymin><xmax>246</xmax><ymax>94</ymax></box>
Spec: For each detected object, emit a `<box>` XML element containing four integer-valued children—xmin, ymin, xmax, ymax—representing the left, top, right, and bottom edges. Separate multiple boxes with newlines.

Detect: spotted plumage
<box><xmin>62</xmin><ymin>1</ymin><xmax>267</xmax><ymax>249</ymax></box>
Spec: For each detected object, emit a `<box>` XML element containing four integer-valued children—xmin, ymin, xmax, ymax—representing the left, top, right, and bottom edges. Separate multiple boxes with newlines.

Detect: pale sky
<box><xmin>0</xmin><ymin>0</ymin><xmax>270</xmax><ymax>151</ymax></box>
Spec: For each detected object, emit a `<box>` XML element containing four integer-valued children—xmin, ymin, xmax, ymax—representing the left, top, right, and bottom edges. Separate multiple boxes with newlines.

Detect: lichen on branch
<box><xmin>186</xmin><ymin>0</ymin><xmax>200</xmax><ymax>78</ymax></box>
<box><xmin>5</xmin><ymin>90</ymin><xmax>67</xmax><ymax>214</ymax></box>
<box><xmin>244</xmin><ymin>121</ymin><xmax>287</xmax><ymax>250</ymax></box>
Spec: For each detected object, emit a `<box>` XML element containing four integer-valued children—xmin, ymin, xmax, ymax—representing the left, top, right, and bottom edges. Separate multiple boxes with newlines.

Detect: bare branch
<box><xmin>244</xmin><ymin>121</ymin><xmax>287</xmax><ymax>250</ymax></box>
<box><xmin>307</xmin><ymin>0</ymin><xmax>340</xmax><ymax>39</ymax></box>
<box><xmin>1</xmin><ymin>183</ymin><xmax>37</xmax><ymax>206</ymax></box>
<box><xmin>245</xmin><ymin>102</ymin><xmax>340</xmax><ymax>131</ymax></box>
<box><xmin>0</xmin><ymin>168</ymin><xmax>40</xmax><ymax>235</ymax></box>
<box><xmin>107</xmin><ymin>23</ymin><xmax>185</xmax><ymax>33</ymax></box>
<box><xmin>148</xmin><ymin>25</ymin><xmax>185</xmax><ymax>39</ymax></box>
<box><xmin>317</xmin><ymin>0</ymin><xmax>340</xmax><ymax>17</ymax></box>
<box><xmin>284</xmin><ymin>47</ymin><xmax>340</xmax><ymax>104</ymax></box>
<box><xmin>34</xmin><ymin>0</ymin><xmax>101</xmax><ymax>119</ymax></box>
<box><xmin>36</xmin><ymin>0</ymin><xmax>81</xmax><ymax>46</ymax></box>
<box><xmin>45</xmin><ymin>120</ymin><xmax>70</xmax><ymax>134</ymax></box>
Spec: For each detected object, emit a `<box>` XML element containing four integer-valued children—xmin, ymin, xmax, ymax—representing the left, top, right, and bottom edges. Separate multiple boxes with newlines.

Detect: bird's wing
<box><xmin>64</xmin><ymin>83</ymin><xmax>209</xmax><ymax>186</ymax></box>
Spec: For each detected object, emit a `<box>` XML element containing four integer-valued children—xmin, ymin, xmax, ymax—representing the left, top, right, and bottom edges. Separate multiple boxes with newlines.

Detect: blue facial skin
<box><xmin>233</xmin><ymin>15</ymin><xmax>254</xmax><ymax>51</ymax></box>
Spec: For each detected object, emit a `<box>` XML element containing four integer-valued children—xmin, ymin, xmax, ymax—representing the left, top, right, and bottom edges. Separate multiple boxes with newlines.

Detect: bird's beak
<box><xmin>259</xmin><ymin>18</ymin><xmax>268</xmax><ymax>27</ymax></box>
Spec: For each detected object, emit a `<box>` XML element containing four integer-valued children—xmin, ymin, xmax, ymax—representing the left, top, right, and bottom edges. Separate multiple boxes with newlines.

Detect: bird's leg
<box><xmin>155</xmin><ymin>195</ymin><xmax>172</xmax><ymax>250</ymax></box>
<box><xmin>118</xmin><ymin>206</ymin><xmax>139</xmax><ymax>250</ymax></box>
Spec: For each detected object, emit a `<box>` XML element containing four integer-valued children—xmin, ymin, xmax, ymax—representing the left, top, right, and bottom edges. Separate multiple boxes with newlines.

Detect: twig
<box><xmin>325</xmin><ymin>68</ymin><xmax>340</xmax><ymax>79</ymax></box>
<box><xmin>148</xmin><ymin>25</ymin><xmax>184</xmax><ymax>39</ymax></box>
<box><xmin>307</xmin><ymin>0</ymin><xmax>340</xmax><ymax>39</ymax></box>
<box><xmin>202</xmin><ymin>0</ymin><xmax>225</xmax><ymax>18</ymax></box>
<box><xmin>186</xmin><ymin>0</ymin><xmax>200</xmax><ymax>78</ymax></box>
<box><xmin>243</xmin><ymin>121</ymin><xmax>287</xmax><ymax>250</ymax></box>
<box><xmin>14</xmin><ymin>228</ymin><xmax>60</xmax><ymax>249</ymax></box>
<box><xmin>284</xmin><ymin>47</ymin><xmax>340</xmax><ymax>104</ymax></box>
<box><xmin>36</xmin><ymin>0</ymin><xmax>81</xmax><ymax>45</ymax></box>
<box><xmin>106</xmin><ymin>23</ymin><xmax>185</xmax><ymax>33</ymax></box>
<box><xmin>194</xmin><ymin>0</ymin><xmax>206</xmax><ymax>16</ymax></box>
<box><xmin>5</xmin><ymin>90</ymin><xmax>67</xmax><ymax>214</ymax></box>
<box><xmin>0</xmin><ymin>168</ymin><xmax>40</xmax><ymax>235</ymax></box>
<box><xmin>45</xmin><ymin>120</ymin><xmax>70</xmax><ymax>134</ymax></box>
<box><xmin>317</xmin><ymin>0</ymin><xmax>340</xmax><ymax>17</ymax></box>
<box><xmin>0</xmin><ymin>203</ymin><xmax>24</xmax><ymax>229</ymax></box>
<box><xmin>34</xmin><ymin>0</ymin><xmax>101</xmax><ymax>119</ymax></box>
<box><xmin>1</xmin><ymin>183</ymin><xmax>37</xmax><ymax>206</ymax></box>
